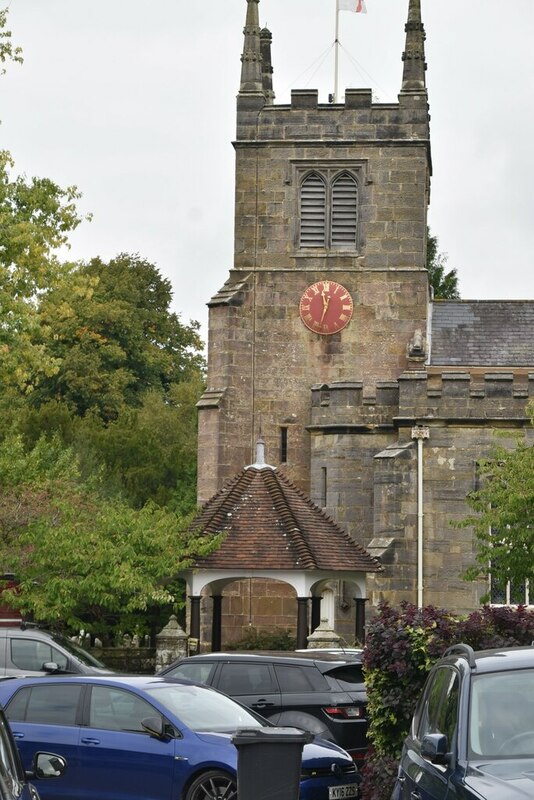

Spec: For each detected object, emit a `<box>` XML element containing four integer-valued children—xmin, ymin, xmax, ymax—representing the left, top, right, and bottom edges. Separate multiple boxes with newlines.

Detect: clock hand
<box><xmin>320</xmin><ymin>291</ymin><xmax>330</xmax><ymax>323</ymax></box>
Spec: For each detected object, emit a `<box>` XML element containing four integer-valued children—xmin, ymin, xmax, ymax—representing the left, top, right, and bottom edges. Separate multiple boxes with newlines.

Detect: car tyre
<box><xmin>185</xmin><ymin>770</ymin><xmax>237</xmax><ymax>800</ymax></box>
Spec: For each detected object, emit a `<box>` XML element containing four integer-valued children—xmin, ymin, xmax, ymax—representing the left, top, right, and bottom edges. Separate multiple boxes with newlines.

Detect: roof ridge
<box><xmin>262</xmin><ymin>469</ymin><xmax>317</xmax><ymax>569</ymax></box>
<box><xmin>194</xmin><ymin>469</ymin><xmax>254</xmax><ymax>535</ymax></box>
<box><xmin>275</xmin><ymin>469</ymin><xmax>382</xmax><ymax>568</ymax></box>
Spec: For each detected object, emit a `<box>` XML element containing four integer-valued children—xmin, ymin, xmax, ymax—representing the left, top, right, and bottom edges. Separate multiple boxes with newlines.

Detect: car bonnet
<box><xmin>465</xmin><ymin>759</ymin><xmax>534</xmax><ymax>799</ymax></box>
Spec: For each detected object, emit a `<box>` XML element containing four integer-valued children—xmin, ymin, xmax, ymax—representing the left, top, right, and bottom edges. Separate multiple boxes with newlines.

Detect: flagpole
<box><xmin>334</xmin><ymin>0</ymin><xmax>340</xmax><ymax>102</ymax></box>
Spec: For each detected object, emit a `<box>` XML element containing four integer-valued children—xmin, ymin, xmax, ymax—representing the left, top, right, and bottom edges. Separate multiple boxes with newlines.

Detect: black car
<box><xmin>393</xmin><ymin>643</ymin><xmax>534</xmax><ymax>800</ymax></box>
<box><xmin>158</xmin><ymin>650</ymin><xmax>368</xmax><ymax>763</ymax></box>
<box><xmin>0</xmin><ymin>701</ymin><xmax>66</xmax><ymax>800</ymax></box>
<box><xmin>0</xmin><ymin>625</ymin><xmax>113</xmax><ymax>676</ymax></box>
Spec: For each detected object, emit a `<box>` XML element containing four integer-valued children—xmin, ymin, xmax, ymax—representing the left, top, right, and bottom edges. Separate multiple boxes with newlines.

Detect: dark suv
<box><xmin>0</xmin><ymin>625</ymin><xmax>113</xmax><ymax>676</ymax></box>
<box><xmin>158</xmin><ymin>650</ymin><xmax>368</xmax><ymax>762</ymax></box>
<box><xmin>393</xmin><ymin>644</ymin><xmax>534</xmax><ymax>800</ymax></box>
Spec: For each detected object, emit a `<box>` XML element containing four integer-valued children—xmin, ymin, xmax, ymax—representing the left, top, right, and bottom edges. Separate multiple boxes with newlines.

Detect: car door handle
<box><xmin>251</xmin><ymin>701</ymin><xmax>275</xmax><ymax>708</ymax></box>
<box><xmin>410</xmin><ymin>793</ymin><xmax>421</xmax><ymax>800</ymax></box>
<box><xmin>11</xmin><ymin>732</ymin><xmax>23</xmax><ymax>740</ymax></box>
<box><xmin>81</xmin><ymin>737</ymin><xmax>101</xmax><ymax>745</ymax></box>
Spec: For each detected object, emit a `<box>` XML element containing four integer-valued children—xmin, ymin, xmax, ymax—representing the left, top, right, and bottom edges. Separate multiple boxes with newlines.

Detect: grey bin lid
<box><xmin>232</xmin><ymin>727</ymin><xmax>314</xmax><ymax>746</ymax></box>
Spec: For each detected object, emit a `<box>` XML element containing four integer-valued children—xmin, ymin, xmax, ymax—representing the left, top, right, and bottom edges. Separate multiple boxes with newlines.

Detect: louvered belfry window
<box><xmin>299</xmin><ymin>173</ymin><xmax>326</xmax><ymax>247</ymax></box>
<box><xmin>331</xmin><ymin>172</ymin><xmax>358</xmax><ymax>248</ymax></box>
<box><xmin>299</xmin><ymin>170</ymin><xmax>359</xmax><ymax>250</ymax></box>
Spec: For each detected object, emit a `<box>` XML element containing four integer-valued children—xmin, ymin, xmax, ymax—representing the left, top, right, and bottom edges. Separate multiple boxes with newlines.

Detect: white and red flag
<box><xmin>338</xmin><ymin>0</ymin><xmax>367</xmax><ymax>12</ymax></box>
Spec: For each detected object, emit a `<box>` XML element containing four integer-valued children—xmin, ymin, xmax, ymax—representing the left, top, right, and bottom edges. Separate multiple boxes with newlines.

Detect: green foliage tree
<box><xmin>459</xmin><ymin>404</ymin><xmax>534</xmax><ymax>598</ymax></box>
<box><xmin>0</xmin><ymin>432</ymin><xmax>217</xmax><ymax>639</ymax></box>
<box><xmin>0</xmin><ymin>150</ymin><xmax>87</xmax><ymax>391</ymax></box>
<box><xmin>0</xmin><ymin>8</ymin><xmax>23</xmax><ymax>74</ymax></box>
<box><xmin>33</xmin><ymin>254</ymin><xmax>204</xmax><ymax>421</ymax></box>
<box><xmin>426</xmin><ymin>227</ymin><xmax>460</xmax><ymax>299</ymax></box>
<box><xmin>73</xmin><ymin>378</ymin><xmax>204</xmax><ymax>511</ymax></box>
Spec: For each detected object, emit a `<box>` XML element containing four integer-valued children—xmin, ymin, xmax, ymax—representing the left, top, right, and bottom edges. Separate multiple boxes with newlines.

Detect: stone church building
<box><xmin>193</xmin><ymin>0</ymin><xmax>534</xmax><ymax>645</ymax></box>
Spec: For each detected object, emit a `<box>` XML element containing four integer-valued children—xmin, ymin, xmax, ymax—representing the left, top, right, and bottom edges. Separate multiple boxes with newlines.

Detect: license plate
<box><xmin>328</xmin><ymin>785</ymin><xmax>358</xmax><ymax>799</ymax></box>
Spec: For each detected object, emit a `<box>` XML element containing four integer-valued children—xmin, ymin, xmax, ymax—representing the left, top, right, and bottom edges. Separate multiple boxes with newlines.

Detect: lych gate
<box><xmin>179</xmin><ymin>443</ymin><xmax>381</xmax><ymax>651</ymax></box>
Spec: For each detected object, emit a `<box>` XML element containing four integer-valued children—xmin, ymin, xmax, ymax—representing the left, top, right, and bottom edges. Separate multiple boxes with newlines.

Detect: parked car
<box><xmin>0</xmin><ymin>625</ymin><xmax>113</xmax><ymax>676</ymax></box>
<box><xmin>158</xmin><ymin>650</ymin><xmax>368</xmax><ymax>763</ymax></box>
<box><xmin>392</xmin><ymin>643</ymin><xmax>534</xmax><ymax>800</ymax></box>
<box><xmin>0</xmin><ymin>700</ymin><xmax>66</xmax><ymax>800</ymax></box>
<box><xmin>0</xmin><ymin>674</ymin><xmax>360</xmax><ymax>800</ymax></box>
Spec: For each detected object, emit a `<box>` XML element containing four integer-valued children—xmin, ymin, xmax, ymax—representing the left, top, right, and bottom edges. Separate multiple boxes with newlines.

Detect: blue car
<box><xmin>0</xmin><ymin>675</ymin><xmax>360</xmax><ymax>800</ymax></box>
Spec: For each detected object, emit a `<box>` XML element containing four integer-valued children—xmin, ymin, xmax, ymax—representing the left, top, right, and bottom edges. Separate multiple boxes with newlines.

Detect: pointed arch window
<box><xmin>298</xmin><ymin>169</ymin><xmax>359</xmax><ymax>250</ymax></box>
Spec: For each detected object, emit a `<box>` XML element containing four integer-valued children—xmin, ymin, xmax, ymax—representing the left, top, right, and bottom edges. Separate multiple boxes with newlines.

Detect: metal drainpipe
<box><xmin>411</xmin><ymin>426</ymin><xmax>430</xmax><ymax>608</ymax></box>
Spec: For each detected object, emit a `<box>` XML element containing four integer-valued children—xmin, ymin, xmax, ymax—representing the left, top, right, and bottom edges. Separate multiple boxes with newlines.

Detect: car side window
<box><xmin>217</xmin><ymin>664</ymin><xmax>275</xmax><ymax>695</ymax></box>
<box><xmin>10</xmin><ymin>638</ymin><xmax>68</xmax><ymax>672</ymax></box>
<box><xmin>89</xmin><ymin>686</ymin><xmax>160</xmax><ymax>733</ymax></box>
<box><xmin>324</xmin><ymin>665</ymin><xmax>365</xmax><ymax>690</ymax></box>
<box><xmin>274</xmin><ymin>665</ymin><xmax>326</xmax><ymax>693</ymax></box>
<box><xmin>167</xmin><ymin>662</ymin><xmax>215</xmax><ymax>685</ymax></box>
<box><xmin>5</xmin><ymin>685</ymin><xmax>82</xmax><ymax>725</ymax></box>
<box><xmin>416</xmin><ymin>666</ymin><xmax>459</xmax><ymax>746</ymax></box>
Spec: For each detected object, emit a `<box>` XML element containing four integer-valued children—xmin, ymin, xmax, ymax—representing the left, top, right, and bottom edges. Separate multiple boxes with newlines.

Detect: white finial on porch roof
<box><xmin>246</xmin><ymin>437</ymin><xmax>275</xmax><ymax>470</ymax></box>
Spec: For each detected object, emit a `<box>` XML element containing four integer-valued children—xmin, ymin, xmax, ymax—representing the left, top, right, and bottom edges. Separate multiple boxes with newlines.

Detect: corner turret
<box><xmin>238</xmin><ymin>0</ymin><xmax>266</xmax><ymax>110</ymax></box>
<box><xmin>260</xmin><ymin>27</ymin><xmax>275</xmax><ymax>105</ymax></box>
<box><xmin>401</xmin><ymin>0</ymin><xmax>427</xmax><ymax>94</ymax></box>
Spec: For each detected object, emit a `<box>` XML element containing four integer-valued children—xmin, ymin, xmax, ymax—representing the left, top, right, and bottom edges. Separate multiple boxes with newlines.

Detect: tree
<box><xmin>426</xmin><ymin>227</ymin><xmax>460</xmax><ymax>299</ymax></box>
<box><xmin>33</xmin><ymin>254</ymin><xmax>204</xmax><ymax>421</ymax></box>
<box><xmin>459</xmin><ymin>404</ymin><xmax>534</xmax><ymax>598</ymax></box>
<box><xmin>0</xmin><ymin>432</ymin><xmax>218</xmax><ymax>639</ymax></box>
<box><xmin>73</xmin><ymin>377</ymin><xmax>203</xmax><ymax>511</ymax></box>
<box><xmin>0</xmin><ymin>150</ymin><xmax>87</xmax><ymax>391</ymax></box>
<box><xmin>0</xmin><ymin>9</ymin><xmax>23</xmax><ymax>75</ymax></box>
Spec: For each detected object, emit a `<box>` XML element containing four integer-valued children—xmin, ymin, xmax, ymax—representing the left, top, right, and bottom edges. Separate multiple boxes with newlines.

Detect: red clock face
<box><xmin>299</xmin><ymin>280</ymin><xmax>353</xmax><ymax>335</ymax></box>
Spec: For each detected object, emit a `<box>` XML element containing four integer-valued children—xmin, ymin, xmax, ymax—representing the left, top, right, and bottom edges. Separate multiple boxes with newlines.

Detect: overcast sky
<box><xmin>2</xmin><ymin>0</ymin><xmax>533</xmax><ymax>342</ymax></box>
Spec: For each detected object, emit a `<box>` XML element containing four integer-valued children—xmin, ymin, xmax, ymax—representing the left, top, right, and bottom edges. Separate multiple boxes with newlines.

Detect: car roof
<box><xmin>440</xmin><ymin>644</ymin><xmax>534</xmax><ymax>674</ymax></box>
<box><xmin>0</xmin><ymin>675</ymin><xmax>201</xmax><ymax>690</ymax></box>
<box><xmin>174</xmin><ymin>651</ymin><xmax>362</xmax><ymax>668</ymax></box>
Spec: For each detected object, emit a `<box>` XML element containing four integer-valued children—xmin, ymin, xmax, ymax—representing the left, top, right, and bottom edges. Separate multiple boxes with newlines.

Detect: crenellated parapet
<box><xmin>398</xmin><ymin>370</ymin><xmax>534</xmax><ymax>424</ymax></box>
<box><xmin>236</xmin><ymin>87</ymin><xmax>430</xmax><ymax>143</ymax></box>
<box><xmin>309</xmin><ymin>371</ymin><xmax>534</xmax><ymax>431</ymax></box>
<box><xmin>310</xmin><ymin>381</ymin><xmax>399</xmax><ymax>431</ymax></box>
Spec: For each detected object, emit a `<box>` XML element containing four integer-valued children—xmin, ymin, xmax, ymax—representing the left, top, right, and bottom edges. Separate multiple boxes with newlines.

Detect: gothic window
<box><xmin>298</xmin><ymin>170</ymin><xmax>359</xmax><ymax>250</ymax></box>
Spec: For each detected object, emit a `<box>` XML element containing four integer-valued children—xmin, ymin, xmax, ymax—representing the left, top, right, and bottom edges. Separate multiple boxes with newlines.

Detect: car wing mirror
<box><xmin>42</xmin><ymin>662</ymin><xmax>60</xmax><ymax>673</ymax></box>
<box><xmin>421</xmin><ymin>733</ymin><xmax>451</xmax><ymax>765</ymax></box>
<box><xmin>31</xmin><ymin>752</ymin><xmax>67</xmax><ymax>779</ymax></box>
<box><xmin>141</xmin><ymin>716</ymin><xmax>165</xmax><ymax>738</ymax></box>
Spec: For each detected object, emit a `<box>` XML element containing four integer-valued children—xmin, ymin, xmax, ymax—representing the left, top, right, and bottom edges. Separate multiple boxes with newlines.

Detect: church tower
<box><xmin>198</xmin><ymin>0</ymin><xmax>431</xmax><ymax>512</ymax></box>
<box><xmin>196</xmin><ymin>0</ymin><xmax>534</xmax><ymax>625</ymax></box>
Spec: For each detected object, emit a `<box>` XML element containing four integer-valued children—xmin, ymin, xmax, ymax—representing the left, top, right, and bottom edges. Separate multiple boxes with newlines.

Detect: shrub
<box><xmin>360</xmin><ymin>601</ymin><xmax>534</xmax><ymax>800</ymax></box>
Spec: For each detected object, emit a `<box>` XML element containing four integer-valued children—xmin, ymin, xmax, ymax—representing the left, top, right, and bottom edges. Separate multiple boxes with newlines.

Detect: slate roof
<box><xmin>430</xmin><ymin>301</ymin><xmax>534</xmax><ymax>367</ymax></box>
<box><xmin>191</xmin><ymin>466</ymin><xmax>381</xmax><ymax>573</ymax></box>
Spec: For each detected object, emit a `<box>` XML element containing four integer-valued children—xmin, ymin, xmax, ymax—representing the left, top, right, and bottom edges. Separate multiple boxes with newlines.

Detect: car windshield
<box><xmin>49</xmin><ymin>633</ymin><xmax>108</xmax><ymax>668</ymax></box>
<box><xmin>469</xmin><ymin>669</ymin><xmax>534</xmax><ymax>758</ymax></box>
<box><xmin>145</xmin><ymin>683</ymin><xmax>266</xmax><ymax>733</ymax></box>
